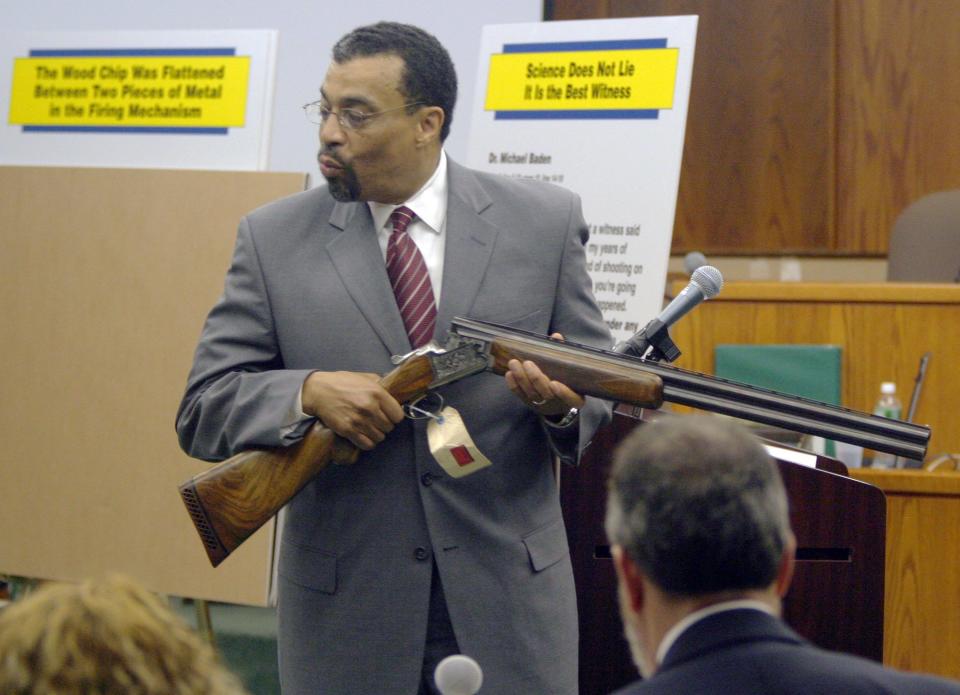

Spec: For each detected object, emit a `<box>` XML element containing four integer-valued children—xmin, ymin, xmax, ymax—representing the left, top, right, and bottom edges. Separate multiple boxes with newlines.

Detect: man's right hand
<box><xmin>301</xmin><ymin>371</ymin><xmax>405</xmax><ymax>450</ymax></box>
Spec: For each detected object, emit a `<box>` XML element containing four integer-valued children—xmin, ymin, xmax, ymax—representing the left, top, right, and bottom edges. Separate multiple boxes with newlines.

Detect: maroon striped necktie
<box><xmin>385</xmin><ymin>206</ymin><xmax>437</xmax><ymax>348</ymax></box>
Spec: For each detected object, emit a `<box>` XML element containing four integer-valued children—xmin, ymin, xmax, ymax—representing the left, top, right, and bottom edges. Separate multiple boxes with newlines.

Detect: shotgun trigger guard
<box><xmin>404</xmin><ymin>392</ymin><xmax>446</xmax><ymax>422</ymax></box>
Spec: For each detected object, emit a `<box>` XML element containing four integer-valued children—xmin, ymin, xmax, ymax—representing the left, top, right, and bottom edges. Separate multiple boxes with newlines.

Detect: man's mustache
<box><xmin>317</xmin><ymin>148</ymin><xmax>345</xmax><ymax>167</ymax></box>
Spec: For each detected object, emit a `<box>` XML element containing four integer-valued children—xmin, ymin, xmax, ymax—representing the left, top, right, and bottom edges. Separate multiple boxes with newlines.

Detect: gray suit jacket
<box><xmin>176</xmin><ymin>159</ymin><xmax>612</xmax><ymax>694</ymax></box>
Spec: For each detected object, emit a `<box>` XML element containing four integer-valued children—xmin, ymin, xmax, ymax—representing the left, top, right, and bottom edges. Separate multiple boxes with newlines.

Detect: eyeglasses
<box><xmin>302</xmin><ymin>100</ymin><xmax>424</xmax><ymax>130</ymax></box>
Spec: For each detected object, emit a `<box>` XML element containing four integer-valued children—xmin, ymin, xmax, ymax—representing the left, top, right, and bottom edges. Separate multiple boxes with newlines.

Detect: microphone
<box><xmin>683</xmin><ymin>250</ymin><xmax>707</xmax><ymax>274</ymax></box>
<box><xmin>659</xmin><ymin>265</ymin><xmax>723</xmax><ymax>327</ymax></box>
<box><xmin>434</xmin><ymin>654</ymin><xmax>483</xmax><ymax>695</ymax></box>
<box><xmin>615</xmin><ymin>265</ymin><xmax>724</xmax><ymax>361</ymax></box>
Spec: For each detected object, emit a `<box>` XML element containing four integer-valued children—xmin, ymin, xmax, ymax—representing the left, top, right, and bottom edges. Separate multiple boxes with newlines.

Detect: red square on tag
<box><xmin>449</xmin><ymin>445</ymin><xmax>475</xmax><ymax>467</ymax></box>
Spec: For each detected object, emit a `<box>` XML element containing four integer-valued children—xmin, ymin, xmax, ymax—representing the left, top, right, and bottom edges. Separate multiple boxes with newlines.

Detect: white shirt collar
<box><xmin>368</xmin><ymin>150</ymin><xmax>447</xmax><ymax>235</ymax></box>
<box><xmin>655</xmin><ymin>599</ymin><xmax>776</xmax><ymax>666</ymax></box>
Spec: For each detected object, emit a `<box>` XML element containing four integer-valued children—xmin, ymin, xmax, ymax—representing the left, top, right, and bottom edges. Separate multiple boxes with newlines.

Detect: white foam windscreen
<box><xmin>434</xmin><ymin>654</ymin><xmax>483</xmax><ymax>695</ymax></box>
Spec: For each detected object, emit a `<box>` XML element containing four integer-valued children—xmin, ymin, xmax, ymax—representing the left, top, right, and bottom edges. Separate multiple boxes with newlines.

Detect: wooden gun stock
<box><xmin>179</xmin><ymin>333</ymin><xmax>663</xmax><ymax>567</ymax></box>
<box><xmin>179</xmin><ymin>423</ymin><xmax>354</xmax><ymax>567</ymax></box>
<box><xmin>180</xmin><ymin>352</ymin><xmax>441</xmax><ymax>566</ymax></box>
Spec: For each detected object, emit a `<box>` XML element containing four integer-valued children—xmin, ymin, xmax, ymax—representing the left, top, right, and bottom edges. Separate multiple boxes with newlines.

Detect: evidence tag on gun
<box><xmin>406</xmin><ymin>394</ymin><xmax>492</xmax><ymax>478</ymax></box>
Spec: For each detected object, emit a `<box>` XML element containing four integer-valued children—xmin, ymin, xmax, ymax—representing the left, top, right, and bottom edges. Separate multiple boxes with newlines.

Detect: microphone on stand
<box><xmin>664</xmin><ymin>251</ymin><xmax>709</xmax><ymax>302</ymax></box>
<box><xmin>434</xmin><ymin>654</ymin><xmax>483</xmax><ymax>695</ymax></box>
<box><xmin>683</xmin><ymin>250</ymin><xmax>708</xmax><ymax>274</ymax></box>
<box><xmin>658</xmin><ymin>265</ymin><xmax>723</xmax><ymax>326</ymax></box>
<box><xmin>615</xmin><ymin>265</ymin><xmax>724</xmax><ymax>362</ymax></box>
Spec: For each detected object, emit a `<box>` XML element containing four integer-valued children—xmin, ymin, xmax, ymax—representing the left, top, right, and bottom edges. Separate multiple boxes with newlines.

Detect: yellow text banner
<box><xmin>9</xmin><ymin>56</ymin><xmax>250</xmax><ymax>127</ymax></box>
<box><xmin>485</xmin><ymin>49</ymin><xmax>678</xmax><ymax>112</ymax></box>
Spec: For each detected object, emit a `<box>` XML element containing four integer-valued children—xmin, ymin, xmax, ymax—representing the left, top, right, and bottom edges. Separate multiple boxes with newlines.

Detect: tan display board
<box><xmin>0</xmin><ymin>166</ymin><xmax>307</xmax><ymax>605</ymax></box>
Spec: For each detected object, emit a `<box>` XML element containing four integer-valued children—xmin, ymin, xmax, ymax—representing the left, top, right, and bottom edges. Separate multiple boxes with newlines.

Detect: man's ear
<box><xmin>612</xmin><ymin>545</ymin><xmax>645</xmax><ymax>614</ymax></box>
<box><xmin>416</xmin><ymin>106</ymin><xmax>444</xmax><ymax>146</ymax></box>
<box><xmin>775</xmin><ymin>531</ymin><xmax>797</xmax><ymax>598</ymax></box>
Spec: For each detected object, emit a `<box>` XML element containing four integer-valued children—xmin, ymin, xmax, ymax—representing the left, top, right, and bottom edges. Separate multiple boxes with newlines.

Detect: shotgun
<box><xmin>179</xmin><ymin>318</ymin><xmax>665</xmax><ymax>567</ymax></box>
<box><xmin>180</xmin><ymin>316</ymin><xmax>931</xmax><ymax>567</ymax></box>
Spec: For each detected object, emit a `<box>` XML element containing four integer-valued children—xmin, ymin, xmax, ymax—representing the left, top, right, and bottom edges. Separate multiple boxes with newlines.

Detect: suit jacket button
<box><xmin>420</xmin><ymin>472</ymin><xmax>434</xmax><ymax>486</ymax></box>
<box><xmin>414</xmin><ymin>547</ymin><xmax>430</xmax><ymax>561</ymax></box>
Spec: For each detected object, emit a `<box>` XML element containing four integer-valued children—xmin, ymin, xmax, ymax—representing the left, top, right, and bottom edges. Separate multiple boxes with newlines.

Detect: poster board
<box><xmin>1</xmin><ymin>30</ymin><xmax>277</xmax><ymax>170</ymax></box>
<box><xmin>467</xmin><ymin>16</ymin><xmax>698</xmax><ymax>343</ymax></box>
<box><xmin>0</xmin><ymin>166</ymin><xmax>307</xmax><ymax>605</ymax></box>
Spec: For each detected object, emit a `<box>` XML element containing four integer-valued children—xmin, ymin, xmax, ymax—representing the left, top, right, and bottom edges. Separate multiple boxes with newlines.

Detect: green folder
<box><xmin>714</xmin><ymin>344</ymin><xmax>842</xmax><ymax>455</ymax></box>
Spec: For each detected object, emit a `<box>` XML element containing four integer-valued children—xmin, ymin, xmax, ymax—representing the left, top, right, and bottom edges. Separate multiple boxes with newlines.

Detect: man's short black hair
<box><xmin>333</xmin><ymin>22</ymin><xmax>458</xmax><ymax>142</ymax></box>
<box><xmin>606</xmin><ymin>415</ymin><xmax>791</xmax><ymax>596</ymax></box>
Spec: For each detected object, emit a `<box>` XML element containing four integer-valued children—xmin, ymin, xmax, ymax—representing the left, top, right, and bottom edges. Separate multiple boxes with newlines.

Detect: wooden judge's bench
<box><xmin>669</xmin><ymin>282</ymin><xmax>959</xmax><ymax>458</ymax></box>
<box><xmin>561</xmin><ymin>282</ymin><xmax>960</xmax><ymax>694</ymax></box>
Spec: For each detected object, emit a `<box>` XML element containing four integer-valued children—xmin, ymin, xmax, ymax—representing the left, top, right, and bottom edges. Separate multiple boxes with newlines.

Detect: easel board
<box><xmin>0</xmin><ymin>165</ymin><xmax>307</xmax><ymax>605</ymax></box>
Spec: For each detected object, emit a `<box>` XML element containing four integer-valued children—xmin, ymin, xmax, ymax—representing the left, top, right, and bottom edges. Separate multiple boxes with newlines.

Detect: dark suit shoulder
<box><xmin>615</xmin><ymin>647</ymin><xmax>960</xmax><ymax>695</ymax></box>
<box><xmin>615</xmin><ymin>610</ymin><xmax>960</xmax><ymax>694</ymax></box>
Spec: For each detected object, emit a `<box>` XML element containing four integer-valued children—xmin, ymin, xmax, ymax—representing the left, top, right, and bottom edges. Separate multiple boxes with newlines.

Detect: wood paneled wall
<box><xmin>836</xmin><ymin>0</ymin><xmax>960</xmax><ymax>253</ymax></box>
<box><xmin>546</xmin><ymin>0</ymin><xmax>960</xmax><ymax>256</ymax></box>
<box><xmin>849</xmin><ymin>469</ymin><xmax>960</xmax><ymax>678</ymax></box>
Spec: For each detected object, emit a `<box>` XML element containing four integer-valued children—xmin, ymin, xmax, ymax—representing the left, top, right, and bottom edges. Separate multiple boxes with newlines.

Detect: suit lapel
<box><xmin>325</xmin><ymin>201</ymin><xmax>411</xmax><ymax>356</ymax></box>
<box><xmin>436</xmin><ymin>162</ymin><xmax>498</xmax><ymax>342</ymax></box>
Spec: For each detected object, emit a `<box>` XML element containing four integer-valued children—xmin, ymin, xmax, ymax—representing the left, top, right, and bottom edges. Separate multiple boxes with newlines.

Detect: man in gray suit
<box><xmin>176</xmin><ymin>21</ymin><xmax>611</xmax><ymax>695</ymax></box>
<box><xmin>606</xmin><ymin>415</ymin><xmax>960</xmax><ymax>694</ymax></box>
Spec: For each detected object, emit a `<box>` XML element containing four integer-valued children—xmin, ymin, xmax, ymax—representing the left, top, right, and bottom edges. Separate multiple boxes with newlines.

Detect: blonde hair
<box><xmin>0</xmin><ymin>574</ymin><xmax>249</xmax><ymax>695</ymax></box>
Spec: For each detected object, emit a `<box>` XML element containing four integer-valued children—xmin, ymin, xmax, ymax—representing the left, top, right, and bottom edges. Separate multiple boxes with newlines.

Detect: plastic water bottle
<box><xmin>871</xmin><ymin>382</ymin><xmax>902</xmax><ymax>468</ymax></box>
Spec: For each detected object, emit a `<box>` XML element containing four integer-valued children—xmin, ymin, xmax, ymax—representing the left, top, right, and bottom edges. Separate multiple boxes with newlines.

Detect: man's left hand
<box><xmin>505</xmin><ymin>333</ymin><xmax>585</xmax><ymax>418</ymax></box>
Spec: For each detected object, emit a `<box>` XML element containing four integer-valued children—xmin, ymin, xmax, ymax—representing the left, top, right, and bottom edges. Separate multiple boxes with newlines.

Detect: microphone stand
<box><xmin>613</xmin><ymin>319</ymin><xmax>681</xmax><ymax>420</ymax></box>
<box><xmin>614</xmin><ymin>263</ymin><xmax>723</xmax><ymax>411</ymax></box>
<box><xmin>614</xmin><ymin>318</ymin><xmax>681</xmax><ymax>363</ymax></box>
<box><xmin>894</xmin><ymin>351</ymin><xmax>931</xmax><ymax>469</ymax></box>
<box><xmin>616</xmin><ymin>264</ymin><xmax>722</xmax><ymax>363</ymax></box>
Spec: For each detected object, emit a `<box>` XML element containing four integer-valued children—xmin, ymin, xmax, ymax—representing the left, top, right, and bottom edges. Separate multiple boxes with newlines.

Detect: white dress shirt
<box><xmin>282</xmin><ymin>151</ymin><xmax>449</xmax><ymax>437</ymax></box>
<box><xmin>655</xmin><ymin>599</ymin><xmax>777</xmax><ymax>667</ymax></box>
<box><xmin>368</xmin><ymin>150</ymin><xmax>448</xmax><ymax>303</ymax></box>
